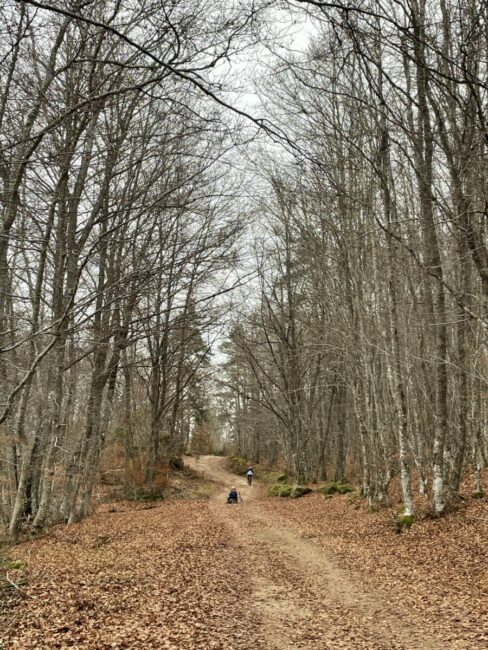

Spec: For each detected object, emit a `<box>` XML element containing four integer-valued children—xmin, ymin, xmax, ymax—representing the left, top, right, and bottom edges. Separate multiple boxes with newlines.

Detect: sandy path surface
<box><xmin>186</xmin><ymin>455</ymin><xmax>446</xmax><ymax>650</ymax></box>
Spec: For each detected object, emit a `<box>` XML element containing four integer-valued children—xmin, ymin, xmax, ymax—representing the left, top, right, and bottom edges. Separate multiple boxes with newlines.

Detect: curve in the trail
<box><xmin>185</xmin><ymin>455</ymin><xmax>447</xmax><ymax>650</ymax></box>
<box><xmin>185</xmin><ymin>454</ymin><xmax>257</xmax><ymax>501</ymax></box>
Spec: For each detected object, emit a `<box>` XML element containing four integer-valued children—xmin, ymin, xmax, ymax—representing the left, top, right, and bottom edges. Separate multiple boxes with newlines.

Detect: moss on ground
<box><xmin>268</xmin><ymin>483</ymin><xmax>312</xmax><ymax>498</ymax></box>
<box><xmin>393</xmin><ymin>509</ymin><xmax>415</xmax><ymax>532</ymax></box>
<box><xmin>399</xmin><ymin>514</ymin><xmax>414</xmax><ymax>528</ymax></box>
<box><xmin>290</xmin><ymin>485</ymin><xmax>312</xmax><ymax>499</ymax></box>
<box><xmin>316</xmin><ymin>481</ymin><xmax>355</xmax><ymax>496</ymax></box>
<box><xmin>267</xmin><ymin>483</ymin><xmax>293</xmax><ymax>497</ymax></box>
<box><xmin>0</xmin><ymin>551</ymin><xmax>27</xmax><ymax>593</ymax></box>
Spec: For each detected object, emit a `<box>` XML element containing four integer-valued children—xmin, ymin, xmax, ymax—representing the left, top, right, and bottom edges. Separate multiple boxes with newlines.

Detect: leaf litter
<box><xmin>256</xmin><ymin>473</ymin><xmax>488</xmax><ymax>649</ymax></box>
<box><xmin>1</xmin><ymin>501</ymin><xmax>267</xmax><ymax>649</ymax></box>
<box><xmin>2</xmin><ymin>464</ymin><xmax>487</xmax><ymax>650</ymax></box>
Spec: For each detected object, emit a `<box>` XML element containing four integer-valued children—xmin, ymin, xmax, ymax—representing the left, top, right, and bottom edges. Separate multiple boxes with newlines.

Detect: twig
<box><xmin>6</xmin><ymin>572</ymin><xmax>22</xmax><ymax>591</ymax></box>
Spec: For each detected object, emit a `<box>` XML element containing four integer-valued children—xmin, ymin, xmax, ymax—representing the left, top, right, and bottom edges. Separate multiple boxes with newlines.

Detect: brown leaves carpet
<box><xmin>2</xmin><ymin>459</ymin><xmax>487</xmax><ymax>649</ymax></box>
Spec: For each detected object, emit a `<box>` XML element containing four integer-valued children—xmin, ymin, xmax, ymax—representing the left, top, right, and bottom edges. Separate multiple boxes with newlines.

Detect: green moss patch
<box><xmin>0</xmin><ymin>554</ymin><xmax>28</xmax><ymax>592</ymax></box>
<box><xmin>399</xmin><ymin>514</ymin><xmax>414</xmax><ymax>528</ymax></box>
<box><xmin>316</xmin><ymin>481</ymin><xmax>355</xmax><ymax>496</ymax></box>
<box><xmin>268</xmin><ymin>483</ymin><xmax>312</xmax><ymax>498</ymax></box>
<box><xmin>267</xmin><ymin>483</ymin><xmax>293</xmax><ymax>497</ymax></box>
<box><xmin>393</xmin><ymin>510</ymin><xmax>415</xmax><ymax>532</ymax></box>
<box><xmin>290</xmin><ymin>485</ymin><xmax>312</xmax><ymax>499</ymax></box>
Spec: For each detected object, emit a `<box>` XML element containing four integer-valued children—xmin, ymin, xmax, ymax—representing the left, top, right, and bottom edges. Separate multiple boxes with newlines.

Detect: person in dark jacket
<box><xmin>227</xmin><ymin>487</ymin><xmax>238</xmax><ymax>503</ymax></box>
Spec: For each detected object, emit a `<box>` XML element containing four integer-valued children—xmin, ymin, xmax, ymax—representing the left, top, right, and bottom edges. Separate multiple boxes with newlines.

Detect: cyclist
<box><xmin>246</xmin><ymin>467</ymin><xmax>253</xmax><ymax>486</ymax></box>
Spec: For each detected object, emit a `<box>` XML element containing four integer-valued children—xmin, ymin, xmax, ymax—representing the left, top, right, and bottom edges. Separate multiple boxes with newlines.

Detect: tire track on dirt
<box><xmin>187</xmin><ymin>456</ymin><xmax>445</xmax><ymax>650</ymax></box>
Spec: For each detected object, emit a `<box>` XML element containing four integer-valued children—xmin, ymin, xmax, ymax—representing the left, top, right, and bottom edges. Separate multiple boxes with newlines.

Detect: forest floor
<box><xmin>1</xmin><ymin>456</ymin><xmax>487</xmax><ymax>649</ymax></box>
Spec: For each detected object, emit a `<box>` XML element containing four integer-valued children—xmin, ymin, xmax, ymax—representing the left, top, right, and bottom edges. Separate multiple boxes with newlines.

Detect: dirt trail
<box><xmin>187</xmin><ymin>455</ymin><xmax>446</xmax><ymax>650</ymax></box>
<box><xmin>4</xmin><ymin>458</ymin><xmax>472</xmax><ymax>649</ymax></box>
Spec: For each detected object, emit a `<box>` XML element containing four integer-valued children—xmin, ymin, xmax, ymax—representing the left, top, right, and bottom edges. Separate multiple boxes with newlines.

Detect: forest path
<box><xmin>186</xmin><ymin>455</ymin><xmax>445</xmax><ymax>650</ymax></box>
<box><xmin>5</xmin><ymin>458</ymin><xmax>475</xmax><ymax>649</ymax></box>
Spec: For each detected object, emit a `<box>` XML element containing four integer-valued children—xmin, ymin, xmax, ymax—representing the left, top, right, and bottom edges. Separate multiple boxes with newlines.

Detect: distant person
<box><xmin>246</xmin><ymin>467</ymin><xmax>253</xmax><ymax>486</ymax></box>
<box><xmin>227</xmin><ymin>487</ymin><xmax>238</xmax><ymax>503</ymax></box>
